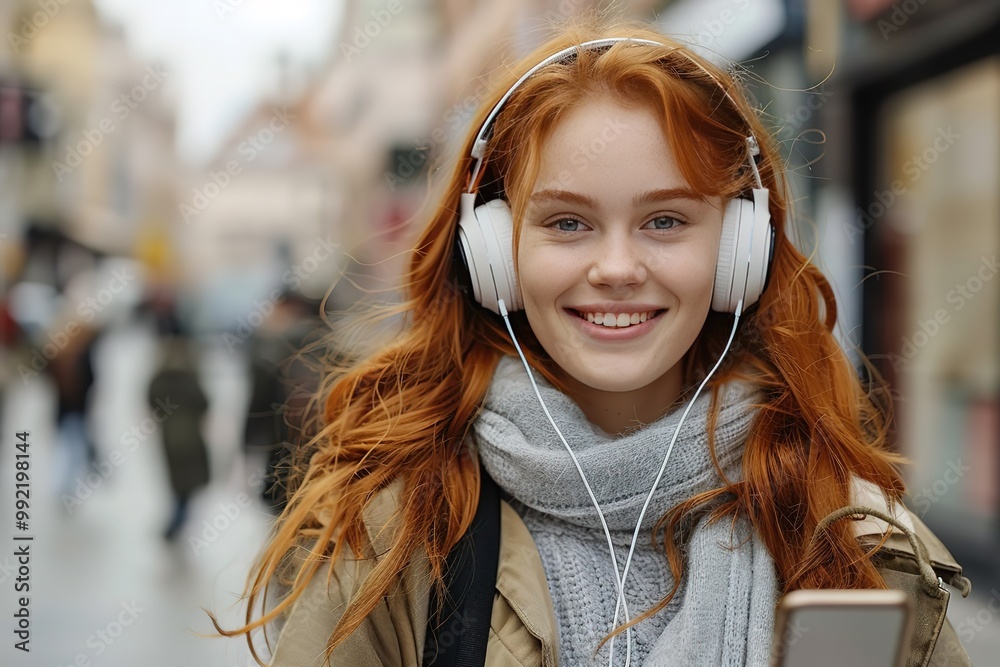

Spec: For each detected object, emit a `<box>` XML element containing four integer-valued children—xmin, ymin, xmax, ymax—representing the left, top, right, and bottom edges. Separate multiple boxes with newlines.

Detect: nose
<box><xmin>587</xmin><ymin>231</ymin><xmax>649</xmax><ymax>291</ymax></box>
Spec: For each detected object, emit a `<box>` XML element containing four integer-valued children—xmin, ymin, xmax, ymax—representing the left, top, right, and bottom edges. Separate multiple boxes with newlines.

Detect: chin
<box><xmin>571</xmin><ymin>371</ymin><xmax>659</xmax><ymax>394</ymax></box>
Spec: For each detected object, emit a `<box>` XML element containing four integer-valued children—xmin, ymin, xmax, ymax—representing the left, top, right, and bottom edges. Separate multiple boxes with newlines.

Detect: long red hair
<box><xmin>219</xmin><ymin>19</ymin><xmax>905</xmax><ymax>662</ymax></box>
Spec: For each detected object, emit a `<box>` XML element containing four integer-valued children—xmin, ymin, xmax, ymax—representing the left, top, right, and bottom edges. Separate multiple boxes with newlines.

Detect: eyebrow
<box><xmin>528</xmin><ymin>187</ymin><xmax>707</xmax><ymax>208</ymax></box>
<box><xmin>634</xmin><ymin>187</ymin><xmax>708</xmax><ymax>206</ymax></box>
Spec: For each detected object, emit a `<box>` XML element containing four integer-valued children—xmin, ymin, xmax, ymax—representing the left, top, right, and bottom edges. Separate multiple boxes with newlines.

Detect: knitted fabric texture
<box><xmin>474</xmin><ymin>355</ymin><xmax>779</xmax><ymax>666</ymax></box>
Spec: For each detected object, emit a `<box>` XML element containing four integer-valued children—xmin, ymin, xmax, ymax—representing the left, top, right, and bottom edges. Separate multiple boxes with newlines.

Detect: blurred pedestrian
<box><xmin>243</xmin><ymin>292</ymin><xmax>322</xmax><ymax>513</ymax></box>
<box><xmin>148</xmin><ymin>335</ymin><xmax>210</xmax><ymax>541</ymax></box>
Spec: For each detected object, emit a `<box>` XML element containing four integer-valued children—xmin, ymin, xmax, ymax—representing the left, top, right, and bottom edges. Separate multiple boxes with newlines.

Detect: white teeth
<box><xmin>577</xmin><ymin>310</ymin><xmax>658</xmax><ymax>328</ymax></box>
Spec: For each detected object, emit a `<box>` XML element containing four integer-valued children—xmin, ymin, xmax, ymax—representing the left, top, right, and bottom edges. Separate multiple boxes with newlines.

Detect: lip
<box><xmin>565</xmin><ymin>307</ymin><xmax>666</xmax><ymax>341</ymax></box>
<box><xmin>570</xmin><ymin>303</ymin><xmax>663</xmax><ymax>314</ymax></box>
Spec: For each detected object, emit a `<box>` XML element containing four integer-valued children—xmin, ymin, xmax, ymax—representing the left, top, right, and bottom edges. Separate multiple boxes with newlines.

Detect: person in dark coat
<box><xmin>243</xmin><ymin>293</ymin><xmax>322</xmax><ymax>513</ymax></box>
<box><xmin>148</xmin><ymin>336</ymin><xmax>210</xmax><ymax>541</ymax></box>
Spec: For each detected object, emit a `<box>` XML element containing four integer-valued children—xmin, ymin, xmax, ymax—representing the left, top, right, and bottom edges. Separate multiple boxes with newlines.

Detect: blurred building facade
<box><xmin>826</xmin><ymin>0</ymin><xmax>999</xmax><ymax>590</ymax></box>
<box><xmin>0</xmin><ymin>1</ymin><xmax>998</xmax><ymax>664</ymax></box>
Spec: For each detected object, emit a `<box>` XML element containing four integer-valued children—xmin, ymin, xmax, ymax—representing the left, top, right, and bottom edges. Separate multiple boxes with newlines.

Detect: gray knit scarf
<box><xmin>474</xmin><ymin>356</ymin><xmax>779</xmax><ymax>666</ymax></box>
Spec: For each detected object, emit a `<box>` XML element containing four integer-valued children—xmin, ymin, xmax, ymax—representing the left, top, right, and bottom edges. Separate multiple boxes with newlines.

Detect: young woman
<box><xmin>222</xmin><ymin>20</ymin><xmax>973</xmax><ymax>667</ymax></box>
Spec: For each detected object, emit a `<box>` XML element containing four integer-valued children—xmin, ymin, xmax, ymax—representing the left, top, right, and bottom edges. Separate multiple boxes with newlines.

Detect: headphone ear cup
<box><xmin>455</xmin><ymin>193</ymin><xmax>522</xmax><ymax>315</ymax></box>
<box><xmin>742</xmin><ymin>188</ymin><xmax>773</xmax><ymax>309</ymax></box>
<box><xmin>713</xmin><ymin>191</ymin><xmax>773</xmax><ymax>313</ymax></box>
<box><xmin>457</xmin><ymin>193</ymin><xmax>489</xmax><ymax>309</ymax></box>
<box><xmin>713</xmin><ymin>198</ymin><xmax>748</xmax><ymax>313</ymax></box>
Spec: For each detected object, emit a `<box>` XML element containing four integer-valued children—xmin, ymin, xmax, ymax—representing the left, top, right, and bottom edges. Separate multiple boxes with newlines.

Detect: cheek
<box><xmin>688</xmin><ymin>229</ymin><xmax>722</xmax><ymax>288</ymax></box>
<box><xmin>655</xmin><ymin>246</ymin><xmax>719</xmax><ymax>301</ymax></box>
<box><xmin>692</xmin><ymin>258</ymin><xmax>721</xmax><ymax>298</ymax></box>
<box><xmin>515</xmin><ymin>247</ymin><xmax>532</xmax><ymax>301</ymax></box>
<box><xmin>516</xmin><ymin>244</ymin><xmax>562</xmax><ymax>303</ymax></box>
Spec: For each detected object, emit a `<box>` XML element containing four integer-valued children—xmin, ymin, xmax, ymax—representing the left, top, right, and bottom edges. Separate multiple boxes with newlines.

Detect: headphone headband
<box><xmin>467</xmin><ymin>36</ymin><xmax>762</xmax><ymax>193</ymax></box>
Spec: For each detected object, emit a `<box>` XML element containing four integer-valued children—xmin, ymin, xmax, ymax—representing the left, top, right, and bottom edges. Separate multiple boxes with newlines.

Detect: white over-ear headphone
<box><xmin>456</xmin><ymin>37</ymin><xmax>775</xmax><ymax>315</ymax></box>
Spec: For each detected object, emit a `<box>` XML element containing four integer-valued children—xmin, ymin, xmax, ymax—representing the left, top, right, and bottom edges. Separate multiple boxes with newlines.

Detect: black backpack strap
<box><xmin>423</xmin><ymin>466</ymin><xmax>501</xmax><ymax>666</ymax></box>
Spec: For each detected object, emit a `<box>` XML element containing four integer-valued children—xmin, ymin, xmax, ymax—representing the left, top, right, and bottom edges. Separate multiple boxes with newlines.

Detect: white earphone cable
<box><xmin>497</xmin><ymin>298</ymin><xmax>636</xmax><ymax>664</ymax></box>
<box><xmin>608</xmin><ymin>299</ymin><xmax>744</xmax><ymax>667</ymax></box>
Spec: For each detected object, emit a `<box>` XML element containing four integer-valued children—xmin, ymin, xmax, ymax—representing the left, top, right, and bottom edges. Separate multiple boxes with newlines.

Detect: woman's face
<box><xmin>516</xmin><ymin>97</ymin><xmax>724</xmax><ymax>429</ymax></box>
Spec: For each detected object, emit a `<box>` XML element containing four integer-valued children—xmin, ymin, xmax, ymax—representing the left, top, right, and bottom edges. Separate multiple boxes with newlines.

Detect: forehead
<box><xmin>531</xmin><ymin>97</ymin><xmax>690</xmax><ymax>200</ymax></box>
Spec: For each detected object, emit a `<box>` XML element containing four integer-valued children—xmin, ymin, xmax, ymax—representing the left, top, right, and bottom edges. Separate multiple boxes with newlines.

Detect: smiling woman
<box><xmin>217</xmin><ymin>17</ymin><xmax>973</xmax><ymax>667</ymax></box>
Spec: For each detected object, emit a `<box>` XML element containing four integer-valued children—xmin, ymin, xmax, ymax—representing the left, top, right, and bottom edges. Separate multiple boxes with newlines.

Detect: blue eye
<box><xmin>553</xmin><ymin>218</ymin><xmax>582</xmax><ymax>232</ymax></box>
<box><xmin>646</xmin><ymin>216</ymin><xmax>683</xmax><ymax>230</ymax></box>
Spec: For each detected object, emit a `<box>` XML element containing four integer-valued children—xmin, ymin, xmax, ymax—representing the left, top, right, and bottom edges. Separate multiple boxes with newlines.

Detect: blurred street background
<box><xmin>0</xmin><ymin>0</ymin><xmax>997</xmax><ymax>665</ymax></box>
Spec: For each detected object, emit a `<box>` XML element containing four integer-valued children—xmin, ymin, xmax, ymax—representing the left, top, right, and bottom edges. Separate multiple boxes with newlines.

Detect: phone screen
<box><xmin>772</xmin><ymin>590</ymin><xmax>912</xmax><ymax>667</ymax></box>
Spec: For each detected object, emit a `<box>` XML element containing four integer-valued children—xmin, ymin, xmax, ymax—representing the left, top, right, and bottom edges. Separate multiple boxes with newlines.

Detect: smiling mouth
<box><xmin>569</xmin><ymin>309</ymin><xmax>667</xmax><ymax>328</ymax></box>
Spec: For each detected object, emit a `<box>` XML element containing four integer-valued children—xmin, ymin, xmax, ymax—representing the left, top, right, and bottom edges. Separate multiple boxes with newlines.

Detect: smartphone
<box><xmin>770</xmin><ymin>589</ymin><xmax>914</xmax><ymax>667</ymax></box>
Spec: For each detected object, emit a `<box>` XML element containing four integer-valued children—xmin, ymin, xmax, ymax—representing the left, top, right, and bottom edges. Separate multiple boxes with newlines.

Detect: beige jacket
<box><xmin>268</xmin><ymin>482</ymin><xmax>972</xmax><ymax>667</ymax></box>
